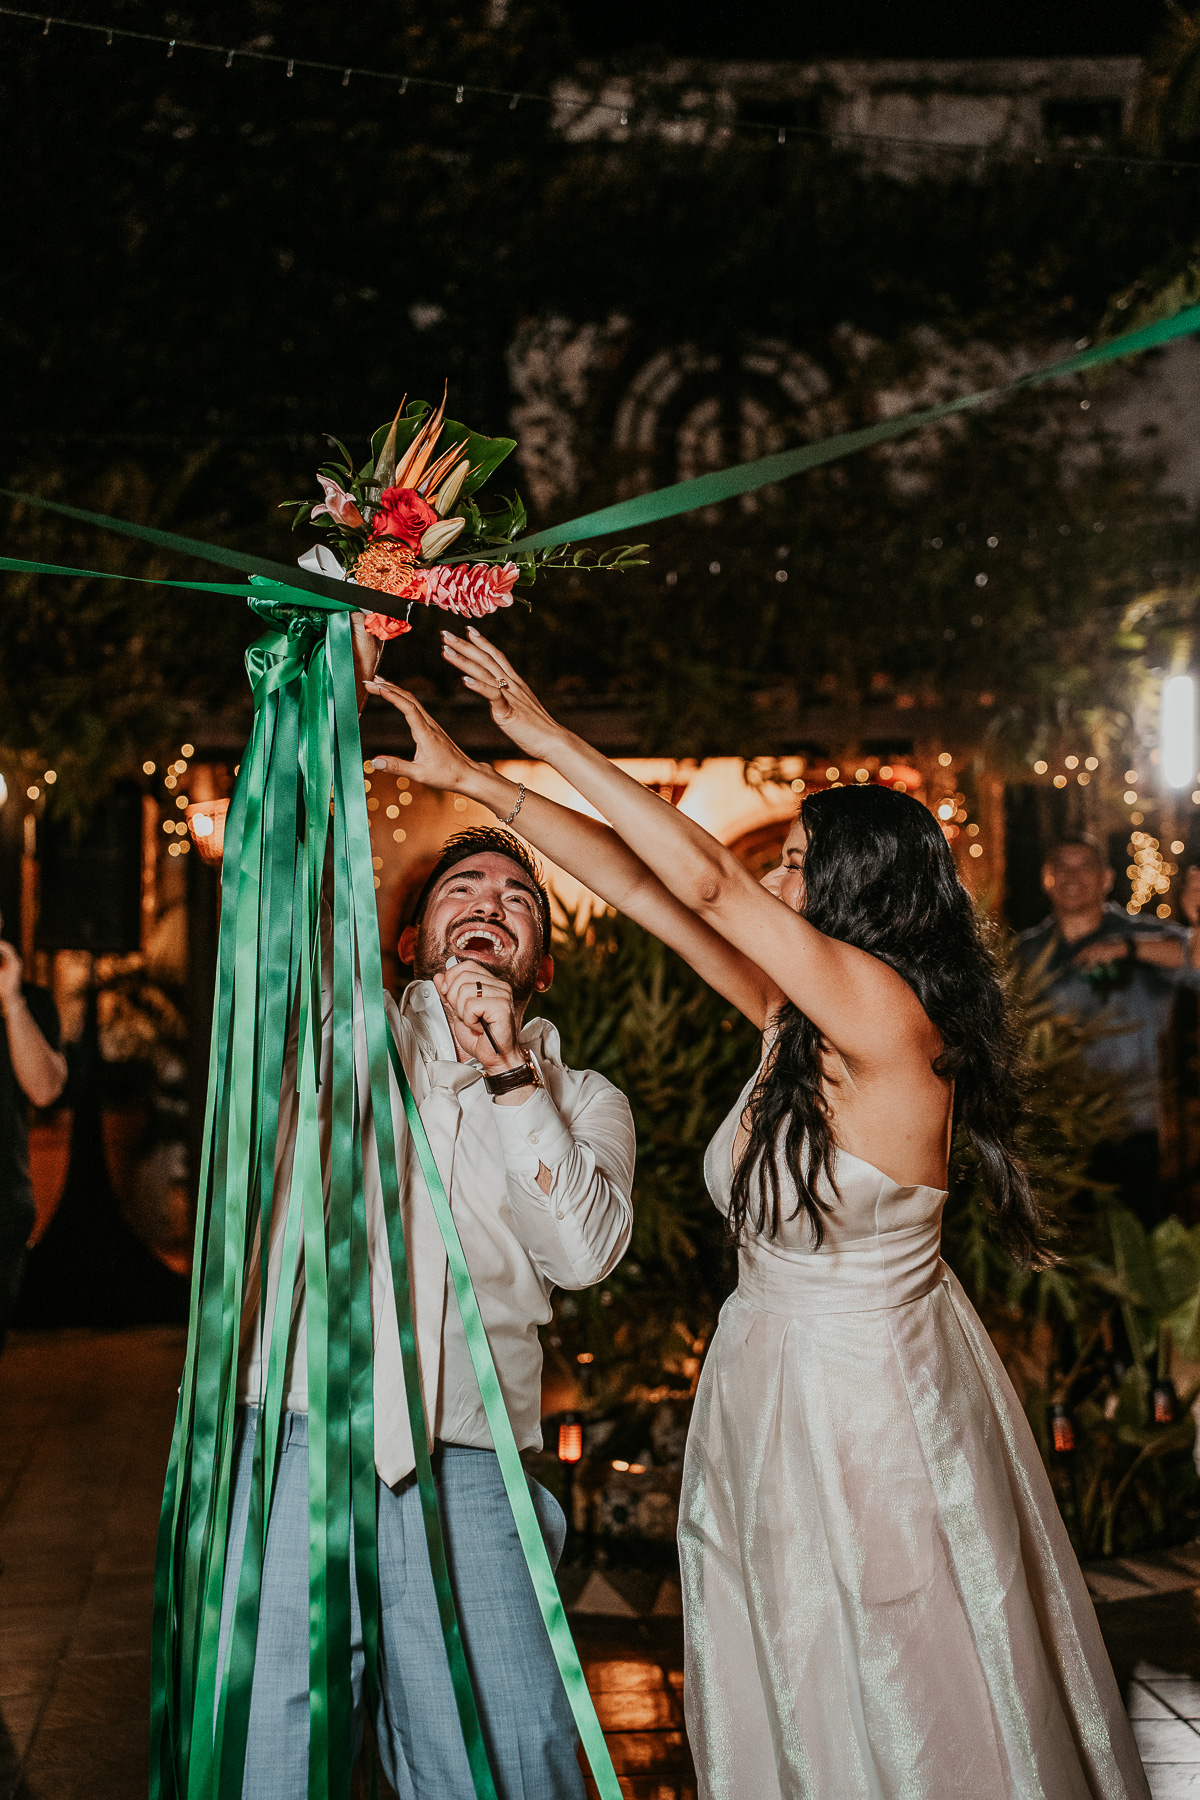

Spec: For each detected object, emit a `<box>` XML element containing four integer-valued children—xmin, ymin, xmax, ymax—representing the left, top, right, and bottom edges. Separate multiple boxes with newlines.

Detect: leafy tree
<box><xmin>4</xmin><ymin>7</ymin><xmax>1200</xmax><ymax>800</ymax></box>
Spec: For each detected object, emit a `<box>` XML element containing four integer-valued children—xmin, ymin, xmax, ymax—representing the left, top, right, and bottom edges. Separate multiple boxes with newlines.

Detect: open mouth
<box><xmin>452</xmin><ymin>925</ymin><xmax>512</xmax><ymax>960</ymax></box>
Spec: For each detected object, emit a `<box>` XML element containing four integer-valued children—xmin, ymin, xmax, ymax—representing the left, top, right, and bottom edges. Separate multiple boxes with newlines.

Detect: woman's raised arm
<box><xmin>436</xmin><ymin>629</ymin><xmax>936</xmax><ymax>1073</ymax></box>
<box><xmin>364</xmin><ymin>675</ymin><xmax>781</xmax><ymax>1027</ymax></box>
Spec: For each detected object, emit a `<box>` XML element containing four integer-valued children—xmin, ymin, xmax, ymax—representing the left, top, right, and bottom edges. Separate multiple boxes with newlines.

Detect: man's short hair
<box><xmin>407</xmin><ymin>827</ymin><xmax>552</xmax><ymax>952</ymax></box>
<box><xmin>1045</xmin><ymin>834</ymin><xmax>1109</xmax><ymax>872</ymax></box>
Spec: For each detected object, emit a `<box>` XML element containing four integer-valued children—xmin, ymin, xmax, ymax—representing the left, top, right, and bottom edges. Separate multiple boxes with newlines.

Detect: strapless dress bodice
<box><xmin>704</xmin><ymin>1064</ymin><xmax>948</xmax><ymax>1317</ymax></box>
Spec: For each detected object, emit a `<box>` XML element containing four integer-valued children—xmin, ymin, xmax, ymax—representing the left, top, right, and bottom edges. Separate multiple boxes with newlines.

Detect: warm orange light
<box><xmin>186</xmin><ymin>799</ymin><xmax>229</xmax><ymax>867</ymax></box>
<box><xmin>557</xmin><ymin>1422</ymin><xmax>583</xmax><ymax>1464</ymax></box>
<box><xmin>611</xmin><ymin>1459</ymin><xmax>629</xmax><ymax>1472</ymax></box>
<box><xmin>576</xmin><ymin>1352</ymin><xmax>594</xmax><ymax>1365</ymax></box>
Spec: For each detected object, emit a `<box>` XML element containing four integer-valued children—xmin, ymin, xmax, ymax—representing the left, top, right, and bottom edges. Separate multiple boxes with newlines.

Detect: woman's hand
<box><xmin>440</xmin><ymin>627</ymin><xmax>564</xmax><ymax>759</ymax></box>
<box><xmin>363</xmin><ymin>677</ymin><xmax>478</xmax><ymax>793</ymax></box>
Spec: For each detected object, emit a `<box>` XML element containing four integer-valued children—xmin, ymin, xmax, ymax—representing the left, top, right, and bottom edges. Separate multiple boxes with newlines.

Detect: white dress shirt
<box><xmin>237</xmin><ymin>976</ymin><xmax>635</xmax><ymax>1488</ymax></box>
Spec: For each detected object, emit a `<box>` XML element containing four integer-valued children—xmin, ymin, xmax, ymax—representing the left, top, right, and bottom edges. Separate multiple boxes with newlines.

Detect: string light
<box><xmin>5</xmin><ymin>6</ymin><xmax>1200</xmax><ymax>173</ymax></box>
<box><xmin>1127</xmin><ymin>831</ymin><xmax>1172</xmax><ymax>912</ymax></box>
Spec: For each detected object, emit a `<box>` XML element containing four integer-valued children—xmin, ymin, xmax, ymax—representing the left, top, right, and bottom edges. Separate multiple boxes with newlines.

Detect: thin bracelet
<box><xmin>500</xmin><ymin>781</ymin><xmax>526</xmax><ymax>827</ymax></box>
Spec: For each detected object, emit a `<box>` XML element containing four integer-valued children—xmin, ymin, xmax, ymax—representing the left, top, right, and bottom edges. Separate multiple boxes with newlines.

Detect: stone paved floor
<box><xmin>0</xmin><ymin>1327</ymin><xmax>1197</xmax><ymax>1800</ymax></box>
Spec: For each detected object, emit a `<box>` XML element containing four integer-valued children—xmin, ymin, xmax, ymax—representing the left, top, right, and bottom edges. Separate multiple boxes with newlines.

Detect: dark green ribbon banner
<box><xmin>6</xmin><ymin>294</ymin><xmax>1200</xmax><ymax>586</ymax></box>
<box><xmin>6</xmin><ymin>296</ymin><xmax>1200</xmax><ymax>1800</ymax></box>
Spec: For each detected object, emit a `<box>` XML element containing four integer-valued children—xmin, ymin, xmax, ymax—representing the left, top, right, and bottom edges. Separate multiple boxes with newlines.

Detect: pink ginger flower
<box><xmin>311</xmin><ymin>475</ymin><xmax>365</xmax><ymax>530</ymax></box>
<box><xmin>421</xmin><ymin>561</ymin><xmax>519</xmax><ymax>619</ymax></box>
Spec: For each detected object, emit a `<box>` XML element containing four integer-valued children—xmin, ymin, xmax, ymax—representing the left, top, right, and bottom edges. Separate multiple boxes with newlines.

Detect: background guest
<box><xmin>1015</xmin><ymin>836</ymin><xmax>1185</xmax><ymax>1229</ymax></box>
<box><xmin>0</xmin><ymin>921</ymin><xmax>66</xmax><ymax>1353</ymax></box>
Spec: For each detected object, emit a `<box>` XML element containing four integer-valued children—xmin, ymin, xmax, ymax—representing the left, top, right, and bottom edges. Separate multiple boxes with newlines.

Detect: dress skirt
<box><xmin>679</xmin><ymin>1258</ymin><xmax>1150</xmax><ymax>1800</ymax></box>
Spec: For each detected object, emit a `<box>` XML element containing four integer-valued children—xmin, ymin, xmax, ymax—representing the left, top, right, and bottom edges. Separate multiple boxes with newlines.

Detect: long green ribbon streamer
<box><xmin>0</xmin><ymin>557</ymin><xmax>358</xmax><ymax>611</ymax></box>
<box><xmin>0</xmin><ymin>498</ymin><xmax>355</xmax><ymax>604</ymax></box>
<box><xmin>5</xmin><ymin>301</ymin><xmax>1200</xmax><ymax>583</ymax></box>
<box><xmin>150</xmin><ymin>586</ymin><xmax>500</xmax><ymax>1800</ymax></box>
<box><xmin>508</xmin><ymin>300</ymin><xmax>1200</xmax><ymax>548</ymax></box>
<box><xmin>384</xmin><ymin>1031</ymin><xmax>623</xmax><ymax>1800</ymax></box>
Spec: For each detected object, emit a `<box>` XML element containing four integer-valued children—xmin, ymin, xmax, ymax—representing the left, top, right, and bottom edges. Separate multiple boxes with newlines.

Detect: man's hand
<box><xmin>0</xmin><ymin>943</ymin><xmax>67</xmax><ymax>1106</ymax></box>
<box><xmin>0</xmin><ymin>939</ymin><xmax>23</xmax><ymax>1015</ymax></box>
<box><xmin>1071</xmin><ymin>934</ymin><xmax>1184</xmax><ymax>971</ymax></box>
<box><xmin>350</xmin><ymin>610</ymin><xmax>385</xmax><ymax>715</ymax></box>
<box><xmin>433</xmin><ymin>958</ymin><xmax>522</xmax><ymax>1072</ymax></box>
<box><xmin>1071</xmin><ymin>938</ymin><xmax>1129</xmax><ymax>970</ymax></box>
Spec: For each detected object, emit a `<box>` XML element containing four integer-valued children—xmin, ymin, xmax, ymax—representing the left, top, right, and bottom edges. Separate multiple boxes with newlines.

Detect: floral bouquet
<box><xmin>284</xmin><ymin>390</ymin><xmax>644</xmax><ymax>641</ymax></box>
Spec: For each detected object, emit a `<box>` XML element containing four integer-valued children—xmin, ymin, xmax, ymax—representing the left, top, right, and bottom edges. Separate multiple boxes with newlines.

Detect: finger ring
<box><xmin>497</xmin><ymin>678</ymin><xmax>509</xmax><ymax>690</ymax></box>
<box><xmin>476</xmin><ymin>981</ymin><xmax>483</xmax><ymax>997</ymax></box>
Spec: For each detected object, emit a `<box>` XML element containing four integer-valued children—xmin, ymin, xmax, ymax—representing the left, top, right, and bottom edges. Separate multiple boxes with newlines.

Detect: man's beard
<box><xmin>413</xmin><ymin>919</ymin><xmax>541</xmax><ymax>1007</ymax></box>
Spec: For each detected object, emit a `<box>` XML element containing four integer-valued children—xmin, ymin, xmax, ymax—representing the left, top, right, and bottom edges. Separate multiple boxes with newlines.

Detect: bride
<box><xmin>365</xmin><ymin>630</ymin><xmax>1148</xmax><ymax>1800</ymax></box>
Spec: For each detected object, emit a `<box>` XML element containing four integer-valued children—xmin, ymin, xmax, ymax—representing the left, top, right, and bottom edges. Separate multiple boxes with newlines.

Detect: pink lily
<box><xmin>311</xmin><ymin>475</ymin><xmax>365</xmax><ymax>530</ymax></box>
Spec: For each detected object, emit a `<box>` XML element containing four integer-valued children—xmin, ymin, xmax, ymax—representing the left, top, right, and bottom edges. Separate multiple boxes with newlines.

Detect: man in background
<box><xmin>0</xmin><ymin>918</ymin><xmax>67</xmax><ymax>1352</ymax></box>
<box><xmin>1015</xmin><ymin>836</ymin><xmax>1186</xmax><ymax>1228</ymax></box>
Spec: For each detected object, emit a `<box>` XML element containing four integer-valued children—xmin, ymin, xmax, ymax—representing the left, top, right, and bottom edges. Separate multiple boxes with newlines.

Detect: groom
<box><xmin>226</xmin><ymin>823</ymin><xmax>636</xmax><ymax>1799</ymax></box>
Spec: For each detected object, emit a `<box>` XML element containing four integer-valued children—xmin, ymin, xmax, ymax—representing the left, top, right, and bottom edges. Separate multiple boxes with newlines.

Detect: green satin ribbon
<box><xmin>384</xmin><ymin>1032</ymin><xmax>623</xmax><ymax>1800</ymax></box>
<box><xmin>150</xmin><ymin>583</ymin><xmax>501</xmax><ymax>1800</ymax></box>
<box><xmin>508</xmin><ymin>300</ymin><xmax>1200</xmax><ymax>549</ymax></box>
<box><xmin>7</xmin><ymin>299</ymin><xmax>1200</xmax><ymax>583</ymax></box>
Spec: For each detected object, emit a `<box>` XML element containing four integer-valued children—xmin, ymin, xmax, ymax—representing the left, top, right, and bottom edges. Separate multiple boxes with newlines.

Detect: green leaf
<box><xmin>435</xmin><ymin>418</ymin><xmax>516</xmax><ymax>495</ymax></box>
<box><xmin>476</xmin><ymin>491</ymin><xmax>526</xmax><ymax>541</ymax></box>
<box><xmin>323</xmin><ymin>436</ymin><xmax>355</xmax><ymax>470</ymax></box>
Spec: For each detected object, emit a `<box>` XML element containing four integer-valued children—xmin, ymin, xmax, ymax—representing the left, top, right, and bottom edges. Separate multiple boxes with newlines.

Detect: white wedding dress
<box><xmin>679</xmin><ymin>1065</ymin><xmax>1149</xmax><ymax>1800</ymax></box>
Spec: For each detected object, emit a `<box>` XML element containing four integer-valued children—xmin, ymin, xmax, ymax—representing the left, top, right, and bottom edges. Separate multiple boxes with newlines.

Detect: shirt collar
<box><xmin>399</xmin><ymin>978</ymin><xmax>461</xmax><ymax>1062</ymax></box>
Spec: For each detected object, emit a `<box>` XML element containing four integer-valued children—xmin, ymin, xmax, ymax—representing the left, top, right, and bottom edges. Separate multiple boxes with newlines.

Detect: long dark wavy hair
<box><xmin>728</xmin><ymin>784</ymin><xmax>1049</xmax><ymax>1269</ymax></box>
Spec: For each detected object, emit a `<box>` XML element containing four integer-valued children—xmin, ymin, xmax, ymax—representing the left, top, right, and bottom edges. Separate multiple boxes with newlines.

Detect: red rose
<box><xmin>371</xmin><ymin>485</ymin><xmax>437</xmax><ymax>548</ymax></box>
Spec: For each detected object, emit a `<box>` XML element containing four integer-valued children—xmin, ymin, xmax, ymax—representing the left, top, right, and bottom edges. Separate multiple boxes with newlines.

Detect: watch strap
<box><xmin>483</xmin><ymin>1056</ymin><xmax>542</xmax><ymax>1098</ymax></box>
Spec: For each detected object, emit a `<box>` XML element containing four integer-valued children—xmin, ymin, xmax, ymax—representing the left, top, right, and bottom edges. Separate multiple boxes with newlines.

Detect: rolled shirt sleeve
<box><xmin>490</xmin><ymin>1070</ymin><xmax>635</xmax><ymax>1291</ymax></box>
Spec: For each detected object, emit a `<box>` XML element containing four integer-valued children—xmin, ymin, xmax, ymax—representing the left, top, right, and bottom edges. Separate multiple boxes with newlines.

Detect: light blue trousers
<box><xmin>217</xmin><ymin>1409</ymin><xmax>584</xmax><ymax>1800</ymax></box>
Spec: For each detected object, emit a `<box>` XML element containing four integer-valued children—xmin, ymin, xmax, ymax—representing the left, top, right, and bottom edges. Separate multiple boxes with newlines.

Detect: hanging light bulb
<box><xmin>1162</xmin><ymin>674</ymin><xmax>1195</xmax><ymax>788</ymax></box>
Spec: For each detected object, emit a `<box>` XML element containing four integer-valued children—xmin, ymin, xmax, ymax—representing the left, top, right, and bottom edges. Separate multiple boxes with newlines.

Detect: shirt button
<box><xmin>556</xmin><ymin>1206</ymin><xmax>565</xmax><ymax>1219</ymax></box>
<box><xmin>529</xmin><ymin>1133</ymin><xmax>539</xmax><ymax>1145</ymax></box>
